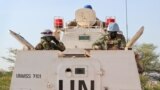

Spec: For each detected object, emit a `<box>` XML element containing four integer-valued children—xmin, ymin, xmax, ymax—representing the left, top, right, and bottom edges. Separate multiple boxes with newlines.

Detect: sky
<box><xmin>0</xmin><ymin>0</ymin><xmax>160</xmax><ymax>70</ymax></box>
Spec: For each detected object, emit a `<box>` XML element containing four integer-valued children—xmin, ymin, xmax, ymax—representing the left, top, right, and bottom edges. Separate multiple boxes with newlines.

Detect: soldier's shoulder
<box><xmin>100</xmin><ymin>33</ymin><xmax>109</xmax><ymax>37</ymax></box>
<box><xmin>35</xmin><ymin>43</ymin><xmax>43</xmax><ymax>50</ymax></box>
<box><xmin>117</xmin><ymin>34</ymin><xmax>125</xmax><ymax>38</ymax></box>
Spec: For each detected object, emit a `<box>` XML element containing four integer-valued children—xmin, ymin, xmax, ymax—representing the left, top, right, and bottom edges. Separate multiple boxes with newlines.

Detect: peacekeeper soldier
<box><xmin>68</xmin><ymin>5</ymin><xmax>93</xmax><ymax>27</ymax></box>
<box><xmin>68</xmin><ymin>5</ymin><xmax>105</xmax><ymax>28</ymax></box>
<box><xmin>35</xmin><ymin>29</ymin><xmax>65</xmax><ymax>51</ymax></box>
<box><xmin>93</xmin><ymin>23</ymin><xmax>144</xmax><ymax>74</ymax></box>
<box><xmin>92</xmin><ymin>22</ymin><xmax>126</xmax><ymax>50</ymax></box>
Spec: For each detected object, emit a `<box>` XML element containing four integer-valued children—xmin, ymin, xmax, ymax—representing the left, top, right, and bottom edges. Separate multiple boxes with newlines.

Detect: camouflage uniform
<box><xmin>68</xmin><ymin>4</ymin><xmax>105</xmax><ymax>28</ymax></box>
<box><xmin>93</xmin><ymin>33</ymin><xmax>126</xmax><ymax>50</ymax></box>
<box><xmin>35</xmin><ymin>36</ymin><xmax>65</xmax><ymax>51</ymax></box>
<box><xmin>68</xmin><ymin>18</ymin><xmax>105</xmax><ymax>28</ymax></box>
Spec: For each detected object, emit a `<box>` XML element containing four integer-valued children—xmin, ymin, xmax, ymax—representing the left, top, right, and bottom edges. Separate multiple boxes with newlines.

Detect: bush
<box><xmin>0</xmin><ymin>72</ymin><xmax>12</xmax><ymax>90</ymax></box>
<box><xmin>140</xmin><ymin>74</ymin><xmax>160</xmax><ymax>90</ymax></box>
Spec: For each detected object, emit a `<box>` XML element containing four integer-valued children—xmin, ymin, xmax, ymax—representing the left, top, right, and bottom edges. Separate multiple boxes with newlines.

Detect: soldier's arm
<box><xmin>92</xmin><ymin>34</ymin><xmax>108</xmax><ymax>50</ymax></box>
<box><xmin>42</xmin><ymin>42</ymin><xmax>52</xmax><ymax>50</ymax></box>
<box><xmin>120</xmin><ymin>35</ymin><xmax>126</xmax><ymax>49</ymax></box>
<box><xmin>92</xmin><ymin>41</ymin><xmax>102</xmax><ymax>50</ymax></box>
<box><xmin>35</xmin><ymin>43</ymin><xmax>44</xmax><ymax>50</ymax></box>
<box><xmin>54</xmin><ymin>42</ymin><xmax>66</xmax><ymax>51</ymax></box>
<box><xmin>51</xmin><ymin>36</ymin><xmax>60</xmax><ymax>44</ymax></box>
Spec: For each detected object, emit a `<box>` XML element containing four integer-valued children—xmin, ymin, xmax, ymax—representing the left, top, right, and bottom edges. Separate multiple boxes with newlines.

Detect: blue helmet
<box><xmin>41</xmin><ymin>29</ymin><xmax>53</xmax><ymax>37</ymax></box>
<box><xmin>84</xmin><ymin>5</ymin><xmax>92</xmax><ymax>9</ymax></box>
<box><xmin>108</xmin><ymin>23</ymin><xmax>120</xmax><ymax>32</ymax></box>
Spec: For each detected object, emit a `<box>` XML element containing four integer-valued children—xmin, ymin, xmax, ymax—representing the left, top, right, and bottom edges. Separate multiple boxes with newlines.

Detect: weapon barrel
<box><xmin>9</xmin><ymin>30</ymin><xmax>34</xmax><ymax>50</ymax></box>
<box><xmin>125</xmin><ymin>26</ymin><xmax>144</xmax><ymax>50</ymax></box>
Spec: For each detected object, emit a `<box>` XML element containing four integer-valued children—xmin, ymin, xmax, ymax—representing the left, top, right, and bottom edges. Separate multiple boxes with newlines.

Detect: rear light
<box><xmin>54</xmin><ymin>17</ymin><xmax>63</xmax><ymax>28</ymax></box>
<box><xmin>105</xmin><ymin>17</ymin><xmax>116</xmax><ymax>27</ymax></box>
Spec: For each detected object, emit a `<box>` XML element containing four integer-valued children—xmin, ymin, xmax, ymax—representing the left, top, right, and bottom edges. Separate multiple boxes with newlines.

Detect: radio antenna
<box><xmin>125</xmin><ymin>0</ymin><xmax>129</xmax><ymax>42</ymax></box>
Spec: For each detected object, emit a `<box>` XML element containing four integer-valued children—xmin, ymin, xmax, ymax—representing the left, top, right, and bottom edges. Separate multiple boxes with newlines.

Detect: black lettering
<box><xmin>91</xmin><ymin>80</ymin><xmax>94</xmax><ymax>90</ymax></box>
<box><xmin>79</xmin><ymin>80</ymin><xmax>88</xmax><ymax>90</ymax></box>
<box><xmin>58</xmin><ymin>80</ymin><xmax>94</xmax><ymax>90</ymax></box>
<box><xmin>33</xmin><ymin>74</ymin><xmax>41</xmax><ymax>78</ymax></box>
<box><xmin>16</xmin><ymin>74</ymin><xmax>31</xmax><ymax>78</ymax></box>
<box><xmin>71</xmin><ymin>80</ymin><xmax>74</xmax><ymax>90</ymax></box>
<box><xmin>59</xmin><ymin>80</ymin><xmax>63</xmax><ymax>90</ymax></box>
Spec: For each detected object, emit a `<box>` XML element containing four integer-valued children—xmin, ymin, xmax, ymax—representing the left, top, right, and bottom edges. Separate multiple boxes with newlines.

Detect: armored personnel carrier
<box><xmin>10</xmin><ymin>7</ymin><xmax>144</xmax><ymax>90</ymax></box>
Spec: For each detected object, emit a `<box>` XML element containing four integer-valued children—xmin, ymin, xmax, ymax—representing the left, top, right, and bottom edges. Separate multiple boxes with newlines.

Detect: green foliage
<box><xmin>1</xmin><ymin>48</ymin><xmax>18</xmax><ymax>63</ymax></box>
<box><xmin>139</xmin><ymin>75</ymin><xmax>160</xmax><ymax>90</ymax></box>
<box><xmin>143</xmin><ymin>81</ymin><xmax>160</xmax><ymax>90</ymax></box>
<box><xmin>134</xmin><ymin>43</ymin><xmax>160</xmax><ymax>90</ymax></box>
<box><xmin>134</xmin><ymin>43</ymin><xmax>160</xmax><ymax>73</ymax></box>
<box><xmin>0</xmin><ymin>48</ymin><xmax>17</xmax><ymax>90</ymax></box>
<box><xmin>0</xmin><ymin>72</ymin><xmax>12</xmax><ymax>90</ymax></box>
<box><xmin>140</xmin><ymin>75</ymin><xmax>150</xmax><ymax>89</ymax></box>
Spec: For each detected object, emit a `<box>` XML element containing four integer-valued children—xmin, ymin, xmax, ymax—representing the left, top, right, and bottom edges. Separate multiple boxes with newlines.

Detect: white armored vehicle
<box><xmin>10</xmin><ymin>7</ymin><xmax>144</xmax><ymax>90</ymax></box>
